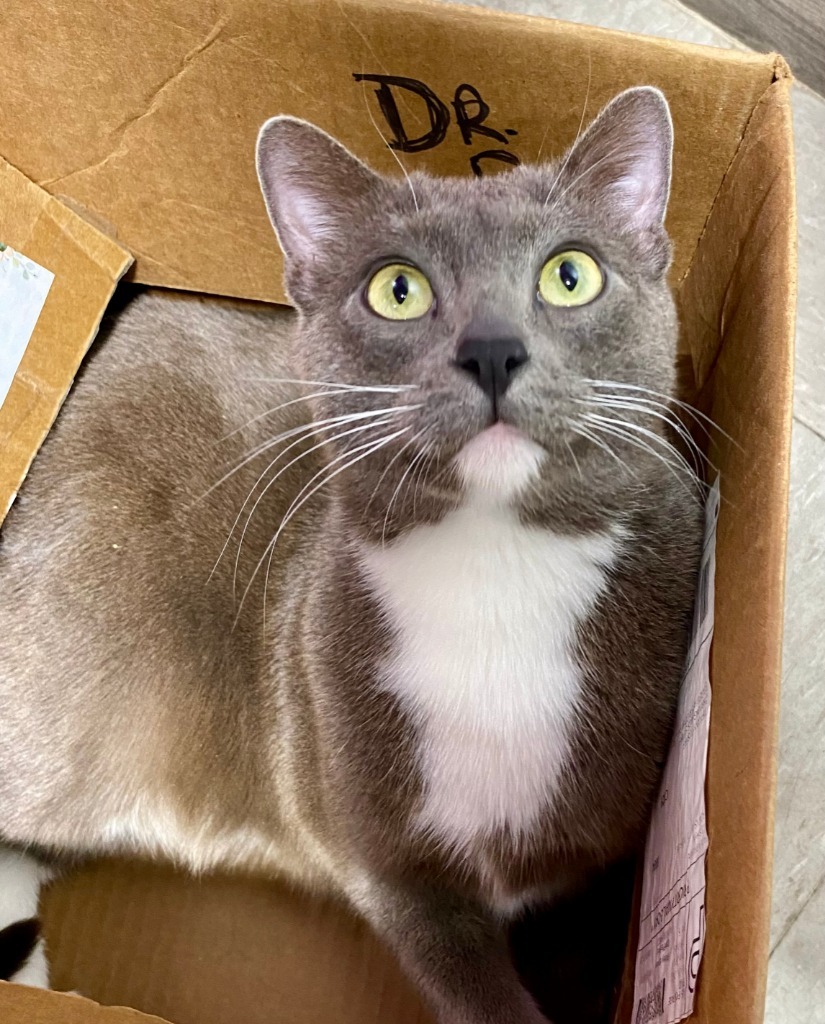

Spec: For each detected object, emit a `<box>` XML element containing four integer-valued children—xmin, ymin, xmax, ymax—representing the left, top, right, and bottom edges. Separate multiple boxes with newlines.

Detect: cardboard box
<box><xmin>0</xmin><ymin>0</ymin><xmax>795</xmax><ymax>1022</ymax></box>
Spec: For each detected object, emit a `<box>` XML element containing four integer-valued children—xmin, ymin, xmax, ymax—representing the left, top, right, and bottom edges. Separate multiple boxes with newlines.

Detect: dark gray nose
<box><xmin>454</xmin><ymin>335</ymin><xmax>529</xmax><ymax>410</ymax></box>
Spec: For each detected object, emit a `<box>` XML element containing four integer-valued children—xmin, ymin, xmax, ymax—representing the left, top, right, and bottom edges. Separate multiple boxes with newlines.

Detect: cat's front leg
<box><xmin>350</xmin><ymin>876</ymin><xmax>550</xmax><ymax>1024</ymax></box>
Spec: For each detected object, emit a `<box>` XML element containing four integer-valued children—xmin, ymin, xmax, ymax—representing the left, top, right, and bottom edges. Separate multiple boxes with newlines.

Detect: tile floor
<box><xmin>446</xmin><ymin>0</ymin><xmax>824</xmax><ymax>1018</ymax></box>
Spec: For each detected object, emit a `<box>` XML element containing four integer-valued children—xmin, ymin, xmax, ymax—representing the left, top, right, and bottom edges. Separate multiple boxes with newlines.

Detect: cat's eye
<box><xmin>366</xmin><ymin>264</ymin><xmax>434</xmax><ymax>321</ymax></box>
<box><xmin>538</xmin><ymin>250</ymin><xmax>604</xmax><ymax>307</ymax></box>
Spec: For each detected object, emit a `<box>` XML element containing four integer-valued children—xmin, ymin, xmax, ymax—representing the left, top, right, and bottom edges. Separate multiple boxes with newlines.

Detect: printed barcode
<box><xmin>635</xmin><ymin>978</ymin><xmax>665</xmax><ymax>1024</ymax></box>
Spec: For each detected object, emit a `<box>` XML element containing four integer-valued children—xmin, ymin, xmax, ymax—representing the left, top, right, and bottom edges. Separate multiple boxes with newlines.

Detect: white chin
<box><xmin>455</xmin><ymin>423</ymin><xmax>546</xmax><ymax>503</ymax></box>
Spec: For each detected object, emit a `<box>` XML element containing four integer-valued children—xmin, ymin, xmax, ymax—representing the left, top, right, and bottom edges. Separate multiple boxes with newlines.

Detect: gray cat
<box><xmin>0</xmin><ymin>87</ymin><xmax>702</xmax><ymax>1023</ymax></box>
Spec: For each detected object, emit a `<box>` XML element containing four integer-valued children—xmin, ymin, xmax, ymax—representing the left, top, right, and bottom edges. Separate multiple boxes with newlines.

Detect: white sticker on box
<box><xmin>633</xmin><ymin>478</ymin><xmax>720</xmax><ymax>1023</ymax></box>
<box><xmin>0</xmin><ymin>242</ymin><xmax>55</xmax><ymax>409</ymax></box>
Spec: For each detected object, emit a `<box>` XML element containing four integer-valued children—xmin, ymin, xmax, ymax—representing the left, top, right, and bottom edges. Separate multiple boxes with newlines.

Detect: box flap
<box><xmin>615</xmin><ymin>73</ymin><xmax>796</xmax><ymax>1024</ymax></box>
<box><xmin>40</xmin><ymin>859</ymin><xmax>432</xmax><ymax>1024</ymax></box>
<box><xmin>0</xmin><ymin>983</ymin><xmax>167</xmax><ymax>1024</ymax></box>
<box><xmin>0</xmin><ymin>0</ymin><xmax>781</xmax><ymax>303</ymax></box>
<box><xmin>0</xmin><ymin>157</ymin><xmax>133</xmax><ymax>525</ymax></box>
<box><xmin>684</xmin><ymin>74</ymin><xmax>795</xmax><ymax>1024</ymax></box>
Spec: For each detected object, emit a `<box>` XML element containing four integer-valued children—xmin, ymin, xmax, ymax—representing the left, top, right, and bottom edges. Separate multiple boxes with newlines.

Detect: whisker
<box><xmin>363</xmin><ymin>426</ymin><xmax>421</xmax><ymax>521</ymax></box>
<box><xmin>585</xmin><ymin>411</ymin><xmax>700</xmax><ymax>479</ymax></box>
<box><xmin>236</xmin><ymin>426</ymin><xmax>409</xmax><ymax>628</ymax></box>
<box><xmin>546</xmin><ymin>149</ymin><xmax>623</xmax><ymax>210</ymax></box>
<box><xmin>381</xmin><ymin>431</ymin><xmax>427</xmax><ymax>547</ymax></box>
<box><xmin>241</xmin><ymin>377</ymin><xmax>417</xmax><ymax>393</ymax></box>
<box><xmin>543</xmin><ymin>51</ymin><xmax>592</xmax><ymax>205</ymax></box>
<box><xmin>577</xmin><ymin>396</ymin><xmax>714</xmax><ymax>475</ymax></box>
<box><xmin>259</xmin><ymin>427</ymin><xmax>410</xmax><ymax>631</ymax></box>
<box><xmin>563</xmin><ymin>437</ymin><xmax>583</xmax><ymax>483</ymax></box>
<box><xmin>412</xmin><ymin>438</ymin><xmax>436</xmax><ymax>516</ymax></box>
<box><xmin>220</xmin><ymin>388</ymin><xmax>372</xmax><ymax>441</ymax></box>
<box><xmin>230</xmin><ymin>416</ymin><xmax>396</xmax><ymax>597</ymax></box>
<box><xmin>406</xmin><ymin>441</ymin><xmax>432</xmax><ymax>521</ymax></box>
<box><xmin>566</xmin><ymin>420</ymin><xmax>637</xmax><ymax>478</ymax></box>
<box><xmin>583</xmin><ymin>416</ymin><xmax>704</xmax><ymax>497</ymax></box>
<box><xmin>584</xmin><ymin>379</ymin><xmax>739</xmax><ymax>448</ymax></box>
<box><xmin>584</xmin><ymin>412</ymin><xmax>703</xmax><ymax>485</ymax></box>
<box><xmin>356</xmin><ymin>76</ymin><xmax>419</xmax><ymax>212</ymax></box>
<box><xmin>201</xmin><ymin>405</ymin><xmax>422</xmax><ymax>500</ymax></box>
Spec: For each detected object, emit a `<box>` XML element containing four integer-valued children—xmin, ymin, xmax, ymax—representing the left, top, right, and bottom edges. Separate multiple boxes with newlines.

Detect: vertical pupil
<box><xmin>392</xmin><ymin>275</ymin><xmax>409</xmax><ymax>304</ymax></box>
<box><xmin>559</xmin><ymin>260</ymin><xmax>578</xmax><ymax>291</ymax></box>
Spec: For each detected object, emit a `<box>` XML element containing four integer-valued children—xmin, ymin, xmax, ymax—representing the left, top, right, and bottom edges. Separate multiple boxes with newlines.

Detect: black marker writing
<box><xmin>470</xmin><ymin>149</ymin><xmax>520</xmax><ymax>178</ymax></box>
<box><xmin>452</xmin><ymin>84</ymin><xmax>509</xmax><ymax>147</ymax></box>
<box><xmin>353</xmin><ymin>73</ymin><xmax>520</xmax><ymax>176</ymax></box>
<box><xmin>352</xmin><ymin>74</ymin><xmax>449</xmax><ymax>153</ymax></box>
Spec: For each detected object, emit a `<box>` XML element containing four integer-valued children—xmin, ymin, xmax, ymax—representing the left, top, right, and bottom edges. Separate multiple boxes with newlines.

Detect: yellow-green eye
<box><xmin>538</xmin><ymin>250</ymin><xmax>604</xmax><ymax>307</ymax></box>
<box><xmin>366</xmin><ymin>264</ymin><xmax>433</xmax><ymax>320</ymax></box>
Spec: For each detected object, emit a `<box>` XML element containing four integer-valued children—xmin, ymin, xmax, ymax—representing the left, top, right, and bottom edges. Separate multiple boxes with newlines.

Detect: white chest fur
<box><xmin>361</xmin><ymin>503</ymin><xmax>621</xmax><ymax>857</ymax></box>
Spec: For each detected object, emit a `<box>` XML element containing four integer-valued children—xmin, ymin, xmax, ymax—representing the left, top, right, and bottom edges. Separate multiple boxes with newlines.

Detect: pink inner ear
<box><xmin>283</xmin><ymin>188</ymin><xmax>338</xmax><ymax>257</ymax></box>
<box><xmin>612</xmin><ymin>161</ymin><xmax>666</xmax><ymax>230</ymax></box>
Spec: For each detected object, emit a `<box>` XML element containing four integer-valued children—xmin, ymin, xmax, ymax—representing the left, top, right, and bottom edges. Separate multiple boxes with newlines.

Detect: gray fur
<box><xmin>0</xmin><ymin>89</ymin><xmax>701</xmax><ymax>1023</ymax></box>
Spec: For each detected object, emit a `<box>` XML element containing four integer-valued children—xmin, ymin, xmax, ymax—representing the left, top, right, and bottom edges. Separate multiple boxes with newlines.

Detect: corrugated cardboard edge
<box><xmin>614</xmin><ymin>61</ymin><xmax>796</xmax><ymax>1024</ymax></box>
<box><xmin>692</xmin><ymin>69</ymin><xmax>796</xmax><ymax>1024</ymax></box>
<box><xmin>0</xmin><ymin>983</ymin><xmax>167</xmax><ymax>1023</ymax></box>
<box><xmin>0</xmin><ymin>157</ymin><xmax>133</xmax><ymax>525</ymax></box>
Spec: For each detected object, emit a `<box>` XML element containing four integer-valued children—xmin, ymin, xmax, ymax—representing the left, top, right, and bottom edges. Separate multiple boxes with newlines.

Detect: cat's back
<box><xmin>0</xmin><ymin>290</ymin><xmax>315</xmax><ymax>851</ymax></box>
<box><xmin>1</xmin><ymin>288</ymin><xmax>300</xmax><ymax>580</ymax></box>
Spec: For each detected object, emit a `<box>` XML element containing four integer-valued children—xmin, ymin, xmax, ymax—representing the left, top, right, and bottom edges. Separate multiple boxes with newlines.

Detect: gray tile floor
<box><xmin>448</xmin><ymin>0</ymin><xmax>824</xmax><ymax>1017</ymax></box>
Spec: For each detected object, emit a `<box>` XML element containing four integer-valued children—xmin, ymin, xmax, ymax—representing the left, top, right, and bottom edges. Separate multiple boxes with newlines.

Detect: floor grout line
<box><xmin>770</xmin><ymin>872</ymin><xmax>825</xmax><ymax>958</ymax></box>
<box><xmin>791</xmin><ymin>411</ymin><xmax>825</xmax><ymax>445</ymax></box>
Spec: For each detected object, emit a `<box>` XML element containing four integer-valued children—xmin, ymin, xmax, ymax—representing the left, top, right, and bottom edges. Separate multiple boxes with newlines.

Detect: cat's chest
<box><xmin>360</xmin><ymin>504</ymin><xmax>621</xmax><ymax>856</ymax></box>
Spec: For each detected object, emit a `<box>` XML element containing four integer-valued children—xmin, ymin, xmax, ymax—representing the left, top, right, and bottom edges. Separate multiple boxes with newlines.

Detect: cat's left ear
<box><xmin>552</xmin><ymin>87</ymin><xmax>673</xmax><ymax>240</ymax></box>
<box><xmin>256</xmin><ymin>116</ymin><xmax>388</xmax><ymax>268</ymax></box>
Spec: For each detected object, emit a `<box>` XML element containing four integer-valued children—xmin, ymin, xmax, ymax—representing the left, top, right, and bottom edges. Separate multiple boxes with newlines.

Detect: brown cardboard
<box><xmin>0</xmin><ymin>157</ymin><xmax>132</xmax><ymax>522</ymax></box>
<box><xmin>1</xmin><ymin>0</ymin><xmax>784</xmax><ymax>303</ymax></box>
<box><xmin>42</xmin><ymin>859</ymin><xmax>433</xmax><ymax>1024</ymax></box>
<box><xmin>681</xmin><ymin>75</ymin><xmax>795</xmax><ymax>1024</ymax></box>
<box><xmin>0</xmin><ymin>983</ymin><xmax>166</xmax><ymax>1024</ymax></box>
<box><xmin>0</xmin><ymin>2</ymin><xmax>796</xmax><ymax>1023</ymax></box>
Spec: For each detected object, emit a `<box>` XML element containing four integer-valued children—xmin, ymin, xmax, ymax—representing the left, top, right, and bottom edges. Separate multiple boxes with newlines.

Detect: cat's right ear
<box><xmin>256</xmin><ymin>117</ymin><xmax>386</xmax><ymax>269</ymax></box>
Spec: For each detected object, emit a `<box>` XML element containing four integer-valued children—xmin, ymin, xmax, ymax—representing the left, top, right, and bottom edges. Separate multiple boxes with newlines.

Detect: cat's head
<box><xmin>256</xmin><ymin>87</ymin><xmax>678</xmax><ymax>536</ymax></box>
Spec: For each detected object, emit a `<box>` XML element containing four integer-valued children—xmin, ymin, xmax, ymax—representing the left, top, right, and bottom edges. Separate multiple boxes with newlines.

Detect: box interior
<box><xmin>0</xmin><ymin>1</ymin><xmax>796</xmax><ymax>1022</ymax></box>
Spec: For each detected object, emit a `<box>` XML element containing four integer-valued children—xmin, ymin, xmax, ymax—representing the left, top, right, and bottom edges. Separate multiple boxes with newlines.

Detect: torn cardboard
<box><xmin>0</xmin><ymin>1</ymin><xmax>795</xmax><ymax>1023</ymax></box>
<box><xmin>0</xmin><ymin>157</ymin><xmax>132</xmax><ymax>521</ymax></box>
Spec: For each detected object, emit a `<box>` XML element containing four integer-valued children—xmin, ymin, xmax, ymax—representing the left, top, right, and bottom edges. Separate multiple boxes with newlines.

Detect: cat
<box><xmin>0</xmin><ymin>86</ymin><xmax>702</xmax><ymax>1024</ymax></box>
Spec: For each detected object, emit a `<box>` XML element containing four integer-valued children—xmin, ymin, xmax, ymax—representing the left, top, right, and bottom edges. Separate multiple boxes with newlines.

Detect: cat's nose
<box><xmin>454</xmin><ymin>336</ymin><xmax>529</xmax><ymax>408</ymax></box>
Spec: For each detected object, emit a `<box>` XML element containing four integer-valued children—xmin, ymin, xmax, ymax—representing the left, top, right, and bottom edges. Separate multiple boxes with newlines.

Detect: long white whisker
<box><xmin>412</xmin><ymin>438</ymin><xmax>435</xmax><ymax>516</ymax></box>
<box><xmin>577</xmin><ymin>396</ymin><xmax>713</xmax><ymax>474</ymax></box>
<box><xmin>231</xmin><ymin>416</ymin><xmax>396</xmax><ymax>597</ymax></box>
<box><xmin>583</xmin><ymin>416</ymin><xmax>703</xmax><ymax>497</ymax></box>
<box><xmin>236</xmin><ymin>427</ymin><xmax>409</xmax><ymax>627</ymax></box>
<box><xmin>363</xmin><ymin>427</ymin><xmax>420</xmax><ymax>521</ymax></box>
<box><xmin>241</xmin><ymin>377</ymin><xmax>417</xmax><ymax>393</ymax></box>
<box><xmin>405</xmin><ymin>442</ymin><xmax>432</xmax><ymax>521</ymax></box>
<box><xmin>586</xmin><ymin>418</ymin><xmax>687</xmax><ymax>489</ymax></box>
<box><xmin>209</xmin><ymin>414</ymin><xmax>394</xmax><ymax>586</ymax></box>
<box><xmin>585</xmin><ymin>412</ymin><xmax>702</xmax><ymax>484</ymax></box>
<box><xmin>201</xmin><ymin>405</ymin><xmax>422</xmax><ymax>500</ymax></box>
<box><xmin>544</xmin><ymin>52</ymin><xmax>592</xmax><ymax>205</ymax></box>
<box><xmin>564</xmin><ymin>437</ymin><xmax>583</xmax><ymax>482</ymax></box>
<box><xmin>381</xmin><ymin>431</ymin><xmax>427</xmax><ymax>547</ymax></box>
<box><xmin>357</xmin><ymin>78</ymin><xmax>419</xmax><ymax>213</ymax></box>
<box><xmin>221</xmin><ymin>388</ymin><xmax>379</xmax><ymax>441</ymax></box>
<box><xmin>566</xmin><ymin>420</ymin><xmax>636</xmax><ymax>477</ymax></box>
<box><xmin>584</xmin><ymin>379</ymin><xmax>739</xmax><ymax>447</ymax></box>
<box><xmin>259</xmin><ymin>427</ymin><xmax>410</xmax><ymax>631</ymax></box>
<box><xmin>547</xmin><ymin>150</ymin><xmax>622</xmax><ymax>210</ymax></box>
